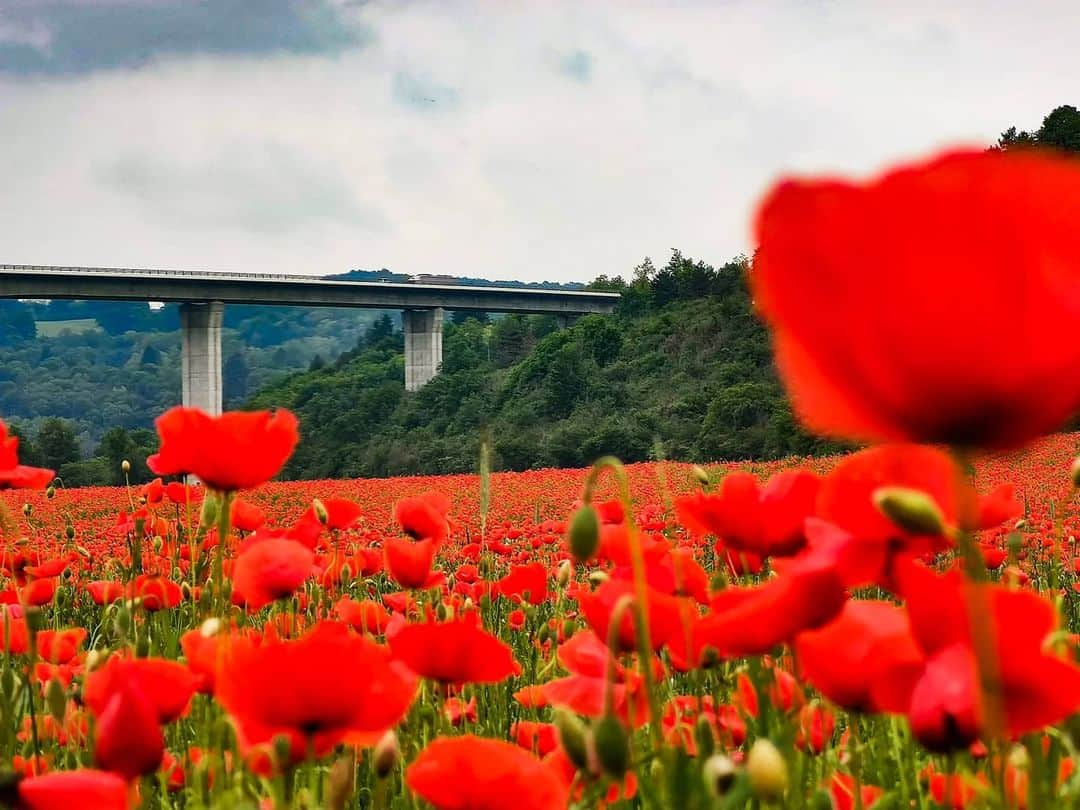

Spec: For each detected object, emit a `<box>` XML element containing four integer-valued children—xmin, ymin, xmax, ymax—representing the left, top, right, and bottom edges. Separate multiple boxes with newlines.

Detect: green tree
<box><xmin>36</xmin><ymin>418</ymin><xmax>80</xmax><ymax>471</ymax></box>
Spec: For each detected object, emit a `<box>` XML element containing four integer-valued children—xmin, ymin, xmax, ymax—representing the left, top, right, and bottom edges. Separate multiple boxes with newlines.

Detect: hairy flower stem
<box><xmin>213</xmin><ymin>491</ymin><xmax>234</xmax><ymax>617</ymax></box>
<box><xmin>583</xmin><ymin>457</ymin><xmax>663</xmax><ymax>751</ymax></box>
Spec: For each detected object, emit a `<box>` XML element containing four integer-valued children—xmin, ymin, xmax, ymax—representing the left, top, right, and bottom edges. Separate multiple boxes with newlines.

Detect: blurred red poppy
<box><xmin>753</xmin><ymin>148</ymin><xmax>1080</xmax><ymax>449</ymax></box>
<box><xmin>215</xmin><ymin>621</ymin><xmax>415</xmax><ymax>764</ymax></box>
<box><xmin>406</xmin><ymin>735</ymin><xmax>568</xmax><ymax>810</ymax></box>
<box><xmin>13</xmin><ymin>770</ymin><xmax>129</xmax><ymax>810</ymax></box>
<box><xmin>147</xmin><ymin>406</ymin><xmax>298</xmax><ymax>491</ymax></box>
<box><xmin>389</xmin><ymin>619</ymin><xmax>519</xmax><ymax>685</ymax></box>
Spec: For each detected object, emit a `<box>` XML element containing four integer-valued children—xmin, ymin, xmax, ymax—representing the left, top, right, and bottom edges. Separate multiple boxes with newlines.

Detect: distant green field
<box><xmin>35</xmin><ymin>318</ymin><xmax>100</xmax><ymax>337</ymax></box>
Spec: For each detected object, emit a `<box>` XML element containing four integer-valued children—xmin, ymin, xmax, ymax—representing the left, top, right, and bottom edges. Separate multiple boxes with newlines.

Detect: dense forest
<box><xmin>251</xmin><ymin>252</ymin><xmax>844</xmax><ymax>479</ymax></box>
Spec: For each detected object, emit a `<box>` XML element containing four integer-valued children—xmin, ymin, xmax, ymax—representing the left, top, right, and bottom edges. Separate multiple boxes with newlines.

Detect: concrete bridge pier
<box><xmin>180</xmin><ymin>301</ymin><xmax>224</xmax><ymax>415</ymax></box>
<box><xmin>403</xmin><ymin>307</ymin><xmax>443</xmax><ymax>391</ymax></box>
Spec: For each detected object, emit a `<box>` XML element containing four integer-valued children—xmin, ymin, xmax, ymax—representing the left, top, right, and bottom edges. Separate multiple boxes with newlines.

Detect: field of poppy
<box><xmin>6</xmin><ymin>145</ymin><xmax>1080</xmax><ymax>810</ymax></box>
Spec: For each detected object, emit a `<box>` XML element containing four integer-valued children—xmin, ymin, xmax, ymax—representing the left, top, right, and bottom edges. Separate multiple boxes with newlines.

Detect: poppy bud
<box><xmin>152</xmin><ymin>536</ymin><xmax>164</xmax><ymax>553</ymax></box>
<box><xmin>200</xmin><ymin>494</ymin><xmax>219</xmax><ymax>528</ymax></box>
<box><xmin>588</xmin><ymin>570</ymin><xmax>609</xmax><ymax>586</ymax></box>
<box><xmin>85</xmin><ymin>649</ymin><xmax>105</xmax><ymax>672</ymax></box>
<box><xmin>135</xmin><ymin>636</ymin><xmax>150</xmax><ymax>658</ymax></box>
<box><xmin>1071</xmin><ymin>457</ymin><xmax>1080</xmax><ymax>488</ymax></box>
<box><xmin>1009</xmin><ymin>744</ymin><xmax>1030</xmax><ymax>771</ymax></box>
<box><xmin>592</xmin><ymin>714</ymin><xmax>630</xmax><ymax>779</ymax></box>
<box><xmin>561</xmin><ymin>619</ymin><xmax>576</xmax><ymax>640</ymax></box>
<box><xmin>200</xmin><ymin>617</ymin><xmax>221</xmax><ymax>638</ymax></box>
<box><xmin>693</xmin><ymin>465</ymin><xmax>711</xmax><ymax>487</ymax></box>
<box><xmin>873</xmin><ymin>487</ymin><xmax>946</xmax><ymax>536</ymax></box>
<box><xmin>273</xmin><ymin>735</ymin><xmax>293</xmax><ymax>770</ymax></box>
<box><xmin>312</xmin><ymin>498</ymin><xmax>329</xmax><ymax>525</ymax></box>
<box><xmin>554</xmin><ymin>709</ymin><xmax>591</xmax><ymax>772</ymax></box>
<box><xmin>568</xmin><ymin>505</ymin><xmax>600</xmax><ymax>562</ymax></box>
<box><xmin>22</xmin><ymin>504</ymin><xmax>31</xmax><ymax>517</ymax></box>
<box><xmin>373</xmin><ymin>730</ymin><xmax>399</xmax><ymax>779</ymax></box>
<box><xmin>1007</xmin><ymin>532</ymin><xmax>1024</xmax><ymax>557</ymax></box>
<box><xmin>746</xmin><ymin>739</ymin><xmax>788</xmax><ymax>801</ymax></box>
<box><xmin>694</xmin><ymin>715</ymin><xmax>716</xmax><ymax>759</ymax></box>
<box><xmin>703</xmin><ymin>753</ymin><xmax>737</xmax><ymax>797</ymax></box>
<box><xmin>327</xmin><ymin>753</ymin><xmax>356</xmax><ymax>810</ymax></box>
<box><xmin>64</xmin><ymin>524</ymin><xmax>74</xmax><ymax>540</ymax></box>
<box><xmin>113</xmin><ymin>605</ymin><xmax>133</xmax><ymax>638</ymax></box>
<box><xmin>45</xmin><ymin>678</ymin><xmax>66</xmax><ymax>723</ymax></box>
<box><xmin>121</xmin><ymin>459</ymin><xmax>131</xmax><ymax>474</ymax></box>
<box><xmin>45</xmin><ymin>486</ymin><xmax>56</xmax><ymax>499</ymax></box>
<box><xmin>557</xmin><ymin>560</ymin><xmax>572</xmax><ymax>588</ymax></box>
<box><xmin>75</xmin><ymin>545</ymin><xmax>91</xmax><ymax>559</ymax></box>
<box><xmin>24</xmin><ymin>606</ymin><xmax>44</xmax><ymax>635</ymax></box>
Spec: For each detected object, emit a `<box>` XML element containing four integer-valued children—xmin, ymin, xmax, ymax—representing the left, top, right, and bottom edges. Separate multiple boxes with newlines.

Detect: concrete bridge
<box><xmin>0</xmin><ymin>264</ymin><xmax>619</xmax><ymax>413</ymax></box>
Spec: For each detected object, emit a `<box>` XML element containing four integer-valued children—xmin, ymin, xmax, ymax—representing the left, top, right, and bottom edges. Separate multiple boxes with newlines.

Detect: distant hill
<box><xmin>250</xmin><ymin>252</ymin><xmax>844</xmax><ymax>479</ymax></box>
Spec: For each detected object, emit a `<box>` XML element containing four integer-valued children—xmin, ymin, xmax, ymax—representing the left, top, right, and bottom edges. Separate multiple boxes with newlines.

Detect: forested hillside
<box><xmin>251</xmin><ymin>252</ymin><xmax>844</xmax><ymax>479</ymax></box>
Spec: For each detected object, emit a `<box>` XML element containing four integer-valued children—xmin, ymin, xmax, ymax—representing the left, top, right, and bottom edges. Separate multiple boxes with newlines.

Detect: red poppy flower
<box><xmin>232</xmin><ymin>538</ymin><xmax>315</xmax><ymax>611</ymax></box>
<box><xmin>541</xmin><ymin>630</ymin><xmax>650</xmax><ymax>727</ymax></box>
<box><xmin>13</xmin><ymin>770</ymin><xmax>129</xmax><ymax>810</ymax></box>
<box><xmin>215</xmin><ymin>621</ymin><xmax>415</xmax><ymax>764</ymax></box>
<box><xmin>406</xmin><ymin>735</ymin><xmax>569</xmax><ymax>810</ymax></box>
<box><xmin>384</xmin><ymin>536</ymin><xmax>439</xmax><ymax>590</ymax></box>
<box><xmin>335</xmin><ymin>597</ymin><xmax>390</xmax><ymax>635</ymax></box>
<box><xmin>147</xmin><ymin>406</ymin><xmax>299</xmax><ymax>491</ymax></box>
<box><xmin>752</xmin><ymin>148</ymin><xmax>1080</xmax><ymax>449</ymax></box>
<box><xmin>36</xmin><ymin>628</ymin><xmax>88</xmax><ymax>665</ymax></box>
<box><xmin>1</xmin><ymin>605</ymin><xmax>28</xmax><ymax>654</ymax></box>
<box><xmin>796</xmin><ymin>600</ymin><xmax>923</xmax><ymax>713</ymax></box>
<box><xmin>389</xmin><ymin>618</ymin><xmax>519</xmax><ymax>685</ymax></box>
<box><xmin>676</xmin><ymin>469</ymin><xmax>820</xmax><ymax>558</ymax></box>
<box><xmin>84</xmin><ymin>656</ymin><xmax>197</xmax><ymax>725</ymax></box>
<box><xmin>305</xmin><ymin>497</ymin><xmax>363</xmax><ymax>531</ymax></box>
<box><xmin>830</xmin><ymin>773</ymin><xmax>884</xmax><ymax>810</ymax></box>
<box><xmin>817</xmin><ymin>444</ymin><xmax>1020</xmax><ymax>587</ymax></box>
<box><xmin>575</xmin><ymin>576</ymin><xmax>691</xmax><ymax>653</ymax></box>
<box><xmin>669</xmin><ymin>540</ymin><xmax>848</xmax><ymax>668</ymax></box>
<box><xmin>85</xmin><ymin>581</ymin><xmax>124</xmax><ymax>606</ymax></box>
<box><xmin>165</xmin><ymin>481</ymin><xmax>202</xmax><ymax>506</ymax></box>
<box><xmin>495</xmin><ymin>562</ymin><xmax>548</xmax><ymax>605</ymax></box>
<box><xmin>394</xmin><ymin>492</ymin><xmax>451</xmax><ymax>544</ymax></box>
<box><xmin>0</xmin><ymin>419</ymin><xmax>54</xmax><ymax>490</ymax></box>
<box><xmin>511</xmin><ymin>720</ymin><xmax>559</xmax><ymax>756</ymax></box>
<box><xmin>874</xmin><ymin>561</ymin><xmax>1080</xmax><ymax>751</ymax></box>
<box><xmin>94</xmin><ymin>681</ymin><xmax>164</xmax><ymax>780</ymax></box>
<box><xmin>230</xmin><ymin>499</ymin><xmax>267</xmax><ymax>532</ymax></box>
<box><xmin>130</xmin><ymin>574</ymin><xmax>183</xmax><ymax>611</ymax></box>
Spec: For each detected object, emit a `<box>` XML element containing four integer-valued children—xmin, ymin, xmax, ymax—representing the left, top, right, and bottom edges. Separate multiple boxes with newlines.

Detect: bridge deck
<box><xmin>0</xmin><ymin>264</ymin><xmax>619</xmax><ymax>314</ymax></box>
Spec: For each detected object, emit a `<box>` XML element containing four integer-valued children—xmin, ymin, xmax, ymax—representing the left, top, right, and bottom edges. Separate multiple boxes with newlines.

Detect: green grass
<box><xmin>35</xmin><ymin>318</ymin><xmax>100</xmax><ymax>337</ymax></box>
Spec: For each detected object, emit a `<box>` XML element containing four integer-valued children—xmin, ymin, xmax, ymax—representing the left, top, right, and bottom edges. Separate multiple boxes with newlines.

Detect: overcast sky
<box><xmin>1</xmin><ymin>1</ymin><xmax>1077</xmax><ymax>284</ymax></box>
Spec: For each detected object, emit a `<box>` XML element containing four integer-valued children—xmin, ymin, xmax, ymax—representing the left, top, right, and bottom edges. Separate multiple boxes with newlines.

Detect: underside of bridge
<box><xmin>178</xmin><ymin>301</ymin><xmax>447</xmax><ymax>412</ymax></box>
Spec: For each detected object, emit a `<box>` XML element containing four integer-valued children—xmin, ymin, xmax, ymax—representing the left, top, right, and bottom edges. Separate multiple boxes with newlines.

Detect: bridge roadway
<box><xmin>0</xmin><ymin>264</ymin><xmax>619</xmax><ymax>409</ymax></box>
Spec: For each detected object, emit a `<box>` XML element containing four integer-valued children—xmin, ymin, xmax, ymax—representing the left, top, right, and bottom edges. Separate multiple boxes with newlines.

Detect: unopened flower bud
<box><xmin>746</xmin><ymin>739</ymin><xmax>788</xmax><ymax>801</ymax></box>
<box><xmin>373</xmin><ymin>730</ymin><xmax>399</xmax><ymax>779</ymax></box>
<box><xmin>703</xmin><ymin>753</ymin><xmax>737</xmax><ymax>797</ymax></box>
<box><xmin>568</xmin><ymin>504</ymin><xmax>600</xmax><ymax>562</ymax></box>
<box><xmin>312</xmin><ymin>498</ymin><xmax>329</xmax><ymax>525</ymax></box>
<box><xmin>592</xmin><ymin>714</ymin><xmax>630</xmax><ymax>779</ymax></box>
<box><xmin>152</xmin><ymin>535</ymin><xmax>163</xmax><ymax>553</ymax></box>
<box><xmin>64</xmin><ymin>525</ymin><xmax>74</xmax><ymax>540</ymax></box>
<box><xmin>1008</xmin><ymin>744</ymin><xmax>1030</xmax><ymax>771</ymax></box>
<box><xmin>873</xmin><ymin>487</ymin><xmax>945</xmax><ymax>536</ymax></box>
<box><xmin>695</xmin><ymin>714</ymin><xmax>717</xmax><ymax>759</ymax></box>
<box><xmin>561</xmin><ymin>619</ymin><xmax>576</xmax><ymax>640</ymax></box>
<box><xmin>327</xmin><ymin>754</ymin><xmax>356</xmax><ymax>810</ymax></box>
<box><xmin>45</xmin><ymin>486</ymin><xmax>56</xmax><ymax>500</ymax></box>
<box><xmin>200</xmin><ymin>617</ymin><xmax>222</xmax><ymax>638</ymax></box>
<box><xmin>588</xmin><ymin>570</ymin><xmax>609</xmax><ymax>587</ymax></box>
<box><xmin>1071</xmin><ymin>457</ymin><xmax>1080</xmax><ymax>489</ymax></box>
<box><xmin>693</xmin><ymin>465</ymin><xmax>710</xmax><ymax>487</ymax></box>
<box><xmin>557</xmin><ymin>560</ymin><xmax>572</xmax><ymax>588</ymax></box>
<box><xmin>121</xmin><ymin>459</ymin><xmax>131</xmax><ymax>474</ymax></box>
<box><xmin>45</xmin><ymin>678</ymin><xmax>67</xmax><ymax>724</ymax></box>
<box><xmin>199</xmin><ymin>494</ymin><xmax>219</xmax><ymax>527</ymax></box>
<box><xmin>22</xmin><ymin>503</ymin><xmax>32</xmax><ymax>517</ymax></box>
<box><xmin>554</xmin><ymin>709</ymin><xmax>591</xmax><ymax>772</ymax></box>
<box><xmin>273</xmin><ymin>735</ymin><xmax>293</xmax><ymax>769</ymax></box>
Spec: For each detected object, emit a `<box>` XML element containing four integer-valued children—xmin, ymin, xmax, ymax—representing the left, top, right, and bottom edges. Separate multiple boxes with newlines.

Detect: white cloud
<box><xmin>0</xmin><ymin>0</ymin><xmax>1078</xmax><ymax>282</ymax></box>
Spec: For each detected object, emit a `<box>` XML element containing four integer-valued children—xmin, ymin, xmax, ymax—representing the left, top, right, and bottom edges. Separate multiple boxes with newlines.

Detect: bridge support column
<box><xmin>556</xmin><ymin>313</ymin><xmax>580</xmax><ymax>329</ymax></box>
<box><xmin>180</xmin><ymin>301</ymin><xmax>224</xmax><ymax>415</ymax></box>
<box><xmin>403</xmin><ymin>308</ymin><xmax>443</xmax><ymax>391</ymax></box>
